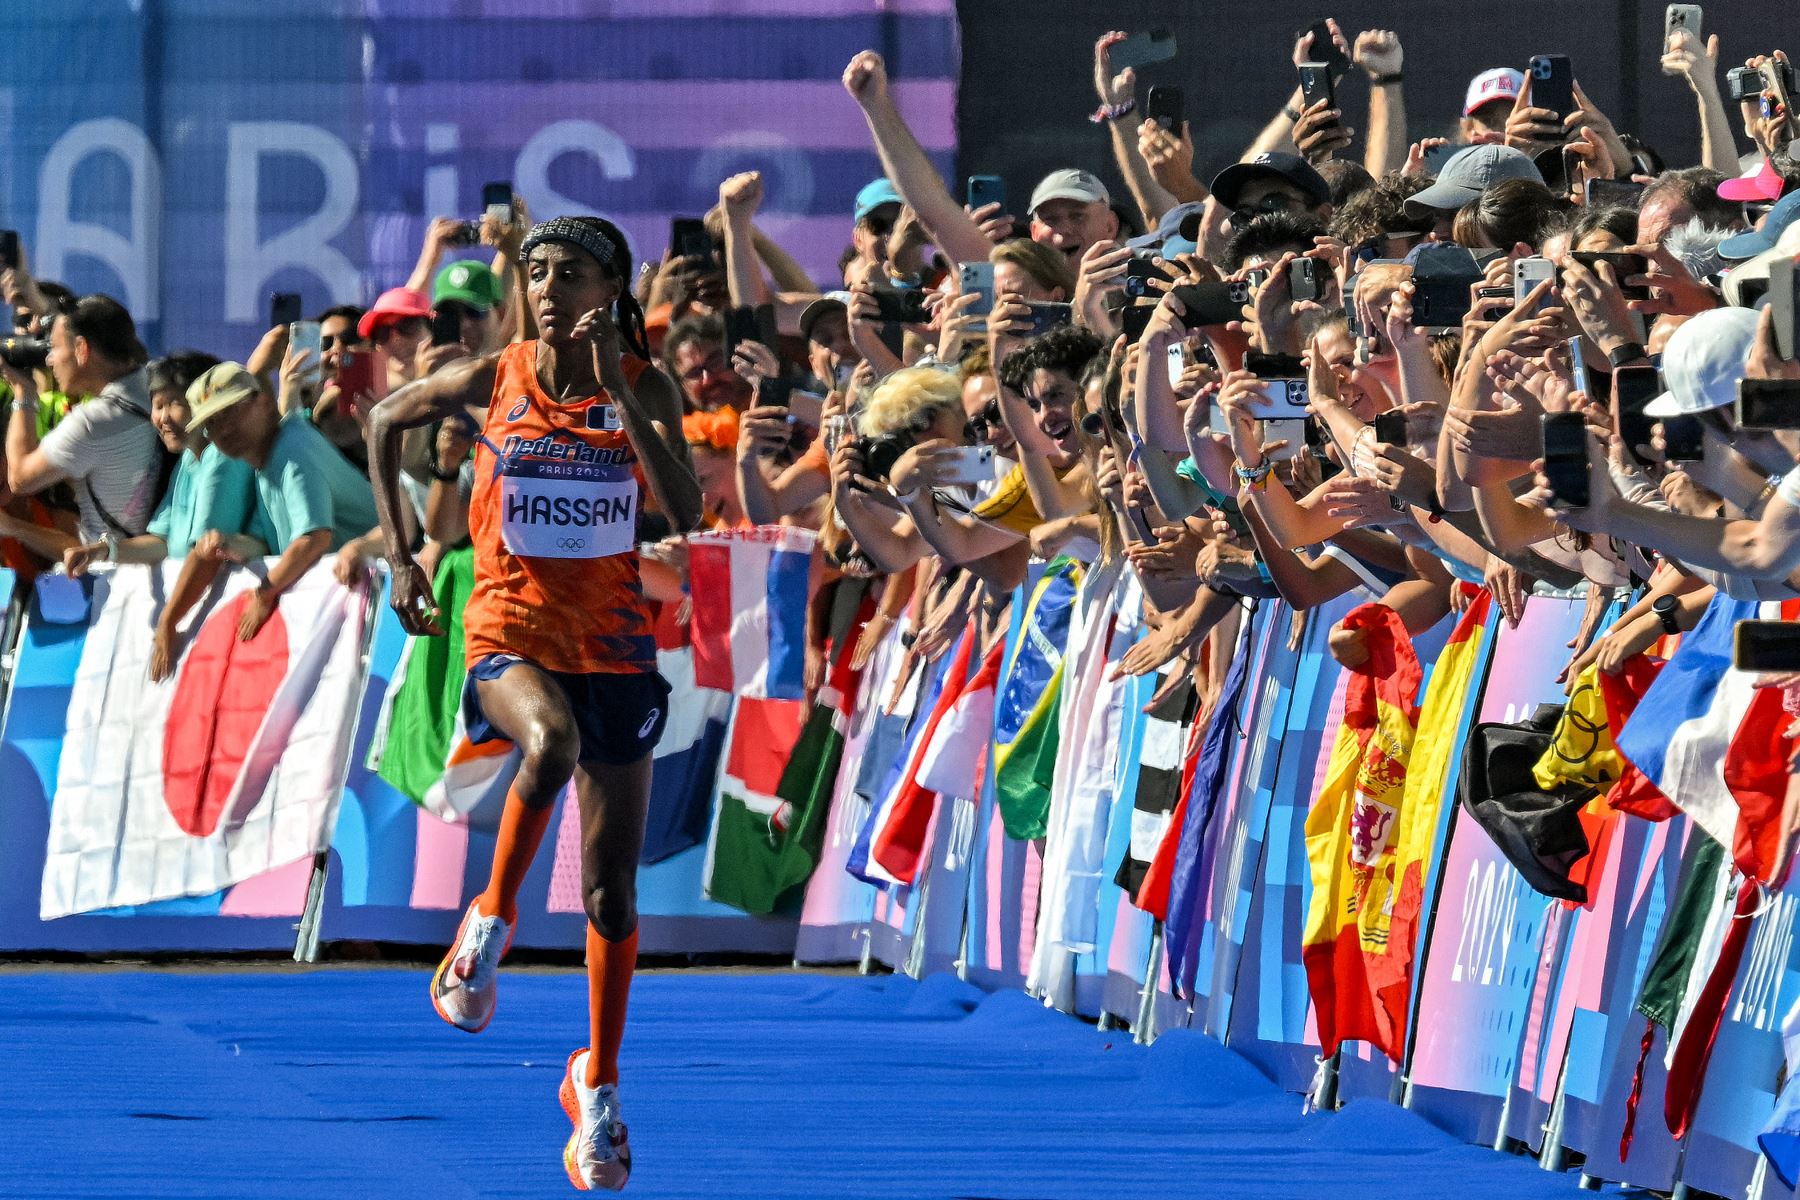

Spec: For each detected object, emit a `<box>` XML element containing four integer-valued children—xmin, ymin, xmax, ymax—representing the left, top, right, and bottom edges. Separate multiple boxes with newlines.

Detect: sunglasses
<box><xmin>1229</xmin><ymin>194</ymin><xmax>1303</xmax><ymax>227</ymax></box>
<box><xmin>860</xmin><ymin>213</ymin><xmax>896</xmax><ymax>238</ymax></box>
<box><xmin>966</xmin><ymin>399</ymin><xmax>1002</xmax><ymax>439</ymax></box>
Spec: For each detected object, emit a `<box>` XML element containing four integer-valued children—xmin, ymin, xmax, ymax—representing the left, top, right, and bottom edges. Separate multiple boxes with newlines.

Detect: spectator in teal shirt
<box><xmin>62</xmin><ymin>351</ymin><xmax>265</xmax><ymax>575</ymax></box>
<box><xmin>145</xmin><ymin>362</ymin><xmax>380</xmax><ymax>678</ymax></box>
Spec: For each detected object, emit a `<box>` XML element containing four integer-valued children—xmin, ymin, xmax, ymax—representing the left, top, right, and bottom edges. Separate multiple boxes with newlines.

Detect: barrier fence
<box><xmin>3</xmin><ymin>549</ymin><xmax>1799</xmax><ymax>1199</ymax></box>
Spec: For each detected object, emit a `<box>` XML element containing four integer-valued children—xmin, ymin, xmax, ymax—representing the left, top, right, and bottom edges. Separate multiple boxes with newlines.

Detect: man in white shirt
<box><xmin>1</xmin><ymin>294</ymin><xmax>161</xmax><ymax>550</ymax></box>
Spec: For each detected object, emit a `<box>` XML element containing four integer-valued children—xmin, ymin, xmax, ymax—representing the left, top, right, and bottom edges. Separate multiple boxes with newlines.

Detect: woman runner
<box><xmin>367</xmin><ymin>215</ymin><xmax>703</xmax><ymax>1191</ymax></box>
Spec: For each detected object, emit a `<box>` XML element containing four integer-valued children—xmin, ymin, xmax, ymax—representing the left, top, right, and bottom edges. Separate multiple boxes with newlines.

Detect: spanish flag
<box><xmin>1303</xmin><ymin>593</ymin><xmax>1490</xmax><ymax>1061</ymax></box>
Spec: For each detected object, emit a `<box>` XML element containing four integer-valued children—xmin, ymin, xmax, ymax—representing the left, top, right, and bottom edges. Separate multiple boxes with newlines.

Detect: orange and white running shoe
<box><xmin>560</xmin><ymin>1049</ymin><xmax>630</xmax><ymax>1191</ymax></box>
<box><xmin>428</xmin><ymin>899</ymin><xmax>512</xmax><ymax>1033</ymax></box>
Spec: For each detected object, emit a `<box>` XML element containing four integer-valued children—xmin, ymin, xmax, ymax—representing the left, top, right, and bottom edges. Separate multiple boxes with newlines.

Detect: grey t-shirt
<box><xmin>38</xmin><ymin>367</ymin><xmax>160</xmax><ymax>542</ymax></box>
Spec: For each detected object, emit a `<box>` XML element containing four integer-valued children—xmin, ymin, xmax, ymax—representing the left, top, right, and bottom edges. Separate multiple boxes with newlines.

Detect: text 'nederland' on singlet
<box><xmin>463</xmin><ymin>340</ymin><xmax>655</xmax><ymax>675</ymax></box>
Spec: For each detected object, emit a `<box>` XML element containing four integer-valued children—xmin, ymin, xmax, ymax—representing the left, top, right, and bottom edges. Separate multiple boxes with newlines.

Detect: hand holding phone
<box><xmin>1541</xmin><ymin>412</ymin><xmax>1591</xmax><ymax>508</ymax></box>
<box><xmin>1108</xmin><ymin>28</ymin><xmax>1177</xmax><ymax>72</ymax></box>
<box><xmin>966</xmin><ymin>175</ymin><xmax>1006</xmax><ymax>214</ymax></box>
<box><xmin>1527</xmin><ymin>54</ymin><xmax>1575</xmax><ymax>123</ymax></box>
<box><xmin>482</xmin><ymin>181</ymin><xmax>514</xmax><ymax>225</ymax></box>
<box><xmin>1146</xmin><ymin>86</ymin><xmax>1184</xmax><ymax>133</ymax></box>
<box><xmin>1372</xmin><ymin>411</ymin><xmax>1406</xmax><ymax>447</ymax></box>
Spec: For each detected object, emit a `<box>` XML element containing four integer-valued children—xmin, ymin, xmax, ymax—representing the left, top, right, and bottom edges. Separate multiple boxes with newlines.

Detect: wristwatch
<box><xmin>1605</xmin><ymin>341</ymin><xmax>1648</xmax><ymax>369</ymax></box>
<box><xmin>1652</xmin><ymin>593</ymin><xmax>1681</xmax><ymax>636</ymax></box>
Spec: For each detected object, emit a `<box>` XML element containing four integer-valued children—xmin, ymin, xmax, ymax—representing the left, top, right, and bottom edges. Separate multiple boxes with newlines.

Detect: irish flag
<box><xmin>1300</xmin><ymin>601</ymin><xmax>1424</xmax><ymax>1062</ymax></box>
<box><xmin>41</xmin><ymin>563</ymin><xmax>369</xmax><ymax>917</ymax></box>
<box><xmin>687</xmin><ymin>526</ymin><xmax>815</xmax><ymax>700</ymax></box>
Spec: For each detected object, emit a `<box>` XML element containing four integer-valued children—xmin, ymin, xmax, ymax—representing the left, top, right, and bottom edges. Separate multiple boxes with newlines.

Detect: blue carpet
<box><xmin>0</xmin><ymin>968</ymin><xmax>1605</xmax><ymax>1199</ymax></box>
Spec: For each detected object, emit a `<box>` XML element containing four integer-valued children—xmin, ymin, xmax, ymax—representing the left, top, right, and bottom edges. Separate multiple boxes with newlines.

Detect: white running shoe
<box><xmin>429</xmin><ymin>899</ymin><xmax>512</xmax><ymax>1033</ymax></box>
<box><xmin>560</xmin><ymin>1049</ymin><xmax>631</xmax><ymax>1191</ymax></box>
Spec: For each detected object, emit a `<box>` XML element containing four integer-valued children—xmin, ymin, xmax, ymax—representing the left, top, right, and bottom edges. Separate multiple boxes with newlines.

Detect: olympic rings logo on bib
<box><xmin>557</xmin><ymin>536</ymin><xmax>588</xmax><ymax>551</ymax></box>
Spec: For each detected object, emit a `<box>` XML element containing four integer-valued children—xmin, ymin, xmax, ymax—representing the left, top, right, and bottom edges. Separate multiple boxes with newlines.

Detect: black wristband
<box><xmin>1605</xmin><ymin>341</ymin><xmax>1648</xmax><ymax>369</ymax></box>
<box><xmin>1371</xmin><ymin>72</ymin><xmax>1404</xmax><ymax>85</ymax></box>
<box><xmin>1283</xmin><ymin>105</ymin><xmax>1303</xmax><ymax>122</ymax></box>
<box><xmin>429</xmin><ymin>460</ymin><xmax>463</xmax><ymax>483</ymax></box>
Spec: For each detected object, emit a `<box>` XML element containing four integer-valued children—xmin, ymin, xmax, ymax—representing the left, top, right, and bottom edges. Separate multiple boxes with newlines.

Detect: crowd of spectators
<box><xmin>0</xmin><ymin>17</ymin><xmax>1797</xmax><ymax>717</ymax></box>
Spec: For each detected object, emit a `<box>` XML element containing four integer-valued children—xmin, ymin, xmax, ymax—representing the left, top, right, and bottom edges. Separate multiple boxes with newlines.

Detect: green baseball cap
<box><xmin>432</xmin><ymin>260</ymin><xmax>504</xmax><ymax>312</ymax></box>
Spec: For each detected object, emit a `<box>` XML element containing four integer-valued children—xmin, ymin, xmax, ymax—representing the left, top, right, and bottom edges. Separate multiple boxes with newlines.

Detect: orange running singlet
<box><xmin>463</xmin><ymin>340</ymin><xmax>655</xmax><ymax>675</ymax></box>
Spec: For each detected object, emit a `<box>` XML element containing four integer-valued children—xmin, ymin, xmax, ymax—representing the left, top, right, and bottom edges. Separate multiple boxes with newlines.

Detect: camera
<box><xmin>0</xmin><ymin>335</ymin><xmax>50</xmax><ymax>372</ymax></box>
<box><xmin>851</xmin><ymin>429</ymin><xmax>916</xmax><ymax>483</ymax></box>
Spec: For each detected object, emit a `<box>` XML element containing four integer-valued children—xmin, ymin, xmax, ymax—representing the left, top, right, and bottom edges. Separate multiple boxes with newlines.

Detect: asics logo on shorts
<box><xmin>638</xmin><ymin>709</ymin><xmax>661</xmax><ymax>739</ymax></box>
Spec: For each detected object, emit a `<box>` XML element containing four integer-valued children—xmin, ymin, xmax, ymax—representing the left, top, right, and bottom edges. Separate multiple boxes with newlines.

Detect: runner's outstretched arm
<box><xmin>367</xmin><ymin>353</ymin><xmax>501</xmax><ymax>635</ymax></box>
<box><xmin>581</xmin><ymin>312</ymin><xmax>704</xmax><ymax>534</ymax></box>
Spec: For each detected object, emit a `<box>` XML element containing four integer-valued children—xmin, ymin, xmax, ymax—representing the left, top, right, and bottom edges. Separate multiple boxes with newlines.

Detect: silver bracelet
<box><xmin>101</xmin><ymin>533</ymin><xmax>121</xmax><ymax>563</ymax></box>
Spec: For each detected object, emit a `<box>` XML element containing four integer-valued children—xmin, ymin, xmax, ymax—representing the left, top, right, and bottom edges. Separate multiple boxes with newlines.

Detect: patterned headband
<box><xmin>519</xmin><ymin>217</ymin><xmax>618</xmax><ymax>270</ymax></box>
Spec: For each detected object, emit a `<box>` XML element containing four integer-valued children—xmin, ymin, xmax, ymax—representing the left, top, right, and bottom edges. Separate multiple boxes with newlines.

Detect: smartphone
<box><xmin>1246</xmin><ymin>351</ymin><xmax>1310</xmax><ymax>420</ymax></box>
<box><xmin>958</xmin><ymin>261</ymin><xmax>995</xmax><ymax>325</ymax></box>
<box><xmin>444</xmin><ymin>221</ymin><xmax>481</xmax><ymax>247</ymax></box>
<box><xmin>1586</xmin><ymin>178</ymin><xmax>1647</xmax><ymax>207</ymax></box>
<box><xmin>1021</xmin><ymin>301</ymin><xmax>1073</xmax><ymax>336</ymax></box>
<box><xmin>1411</xmin><ymin>278</ymin><xmax>1476</xmax><ymax>333</ymax></box>
<box><xmin>1567</xmin><ymin>335</ymin><xmax>1593</xmax><ymax>398</ymax></box>
<box><xmin>1125</xmin><ymin>255</ymin><xmax>1171</xmax><ymax>299</ymax></box>
<box><xmin>870</xmin><ymin>287</ymin><xmax>931</xmax><ymax>325</ymax></box>
<box><xmin>1109</xmin><ymin>28</ymin><xmax>1177</xmax><ymax>72</ymax></box>
<box><xmin>1773</xmin><ymin>256</ymin><xmax>1799</xmax><ymax>361</ymax></box>
<box><xmin>966</xmin><ymin>174</ymin><xmax>1006</xmax><ymax>214</ymax></box>
<box><xmin>937</xmin><ymin>444</ymin><xmax>997</xmax><ymax>486</ymax></box>
<box><xmin>1303</xmin><ymin>19</ymin><xmax>1350</xmax><ymax>80</ymax></box>
<box><xmin>1146</xmin><ymin>86</ymin><xmax>1184</xmax><ymax>133</ymax></box>
<box><xmin>723</xmin><ymin>304</ymin><xmax>758</xmax><ymax>359</ymax></box>
<box><xmin>430</xmin><ymin>305</ymin><xmax>464</xmax><ymax>347</ymax></box>
<box><xmin>1665</xmin><ymin>4</ymin><xmax>1703</xmax><ymax>43</ymax></box>
<box><xmin>1763</xmin><ymin>58</ymin><xmax>1798</xmax><ymax>139</ymax></box>
<box><xmin>481</xmin><ymin>181</ymin><xmax>513</xmax><ymax>226</ymax></box>
<box><xmin>1263</xmin><ymin>418</ymin><xmax>1307</xmax><ymax>462</ymax></box>
<box><xmin>1298</xmin><ymin>62</ymin><xmax>1336</xmax><ymax>113</ymax></box>
<box><xmin>1289</xmin><ymin>256</ymin><xmax>1324</xmax><ymax>303</ymax></box>
<box><xmin>1737</xmin><ymin>378</ymin><xmax>1800</xmax><ymax>429</ymax></box>
<box><xmin>1120</xmin><ymin>302</ymin><xmax>1156</xmax><ymax>344</ymax></box>
<box><xmin>758</xmin><ymin>374</ymin><xmax>794</xmax><ymax>412</ymax></box>
<box><xmin>1170</xmin><ymin>281</ymin><xmax>1245</xmax><ymax>327</ymax></box>
<box><xmin>1541</xmin><ymin>412</ymin><xmax>1590</xmax><ymax>508</ymax></box>
<box><xmin>671</xmin><ymin>217</ymin><xmax>714</xmax><ymax>261</ymax></box>
<box><xmin>1166</xmin><ymin>341</ymin><xmax>1187</xmax><ymax>388</ymax></box>
<box><xmin>1662</xmin><ymin>414</ymin><xmax>1704</xmax><ymax>462</ymax></box>
<box><xmin>269</xmin><ymin>291</ymin><xmax>303</xmax><ymax>329</ymax></box>
<box><xmin>287</xmin><ymin>321</ymin><xmax>323</xmax><ymax>405</ymax></box>
<box><xmin>0</xmin><ymin>230</ymin><xmax>16</xmax><ymax>271</ymax></box>
<box><xmin>335</xmin><ymin>349</ymin><xmax>386</xmax><ymax>416</ymax></box>
<box><xmin>1515</xmin><ymin>256</ymin><xmax>1556</xmax><ymax>315</ymax></box>
<box><xmin>1373</xmin><ymin>411</ymin><xmax>1407</xmax><ymax>447</ymax></box>
<box><xmin>1735</xmin><ymin>620</ymin><xmax>1800</xmax><ymax>673</ymax></box>
<box><xmin>1528</xmin><ymin>54</ymin><xmax>1574</xmax><ymax>122</ymax></box>
<box><xmin>1570</xmin><ymin>251</ymin><xmax>1651</xmax><ymax>301</ymax></box>
<box><xmin>1614</xmin><ymin>364</ymin><xmax>1662</xmax><ymax>466</ymax></box>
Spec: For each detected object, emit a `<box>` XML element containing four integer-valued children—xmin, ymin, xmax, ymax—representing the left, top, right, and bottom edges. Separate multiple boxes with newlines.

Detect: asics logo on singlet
<box><xmin>506</xmin><ymin>397</ymin><xmax>529</xmax><ymax>421</ymax></box>
<box><xmin>499</xmin><ymin>433</ymin><xmax>633</xmax><ymax>464</ymax></box>
<box><xmin>506</xmin><ymin>492</ymin><xmax>632</xmax><ymax>528</ymax></box>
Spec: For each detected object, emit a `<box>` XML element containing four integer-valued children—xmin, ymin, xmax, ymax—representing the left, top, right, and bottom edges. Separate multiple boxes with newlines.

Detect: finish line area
<box><xmin>0</xmin><ymin>967</ymin><xmax>1618</xmax><ymax>1199</ymax></box>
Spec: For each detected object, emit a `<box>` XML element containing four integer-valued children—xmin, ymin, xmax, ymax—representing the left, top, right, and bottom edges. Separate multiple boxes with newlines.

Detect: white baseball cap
<box><xmin>1643</xmin><ymin>307</ymin><xmax>1760</xmax><ymax>418</ymax></box>
<box><xmin>1464</xmin><ymin>68</ymin><xmax>1524</xmax><ymax>116</ymax></box>
<box><xmin>1028</xmin><ymin>168</ymin><xmax>1110</xmax><ymax>215</ymax></box>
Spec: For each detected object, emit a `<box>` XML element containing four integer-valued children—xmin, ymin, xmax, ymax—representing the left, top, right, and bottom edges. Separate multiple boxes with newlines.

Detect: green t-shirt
<box><xmin>146</xmin><ymin>443</ymin><xmax>259</xmax><ymax>557</ymax></box>
<box><xmin>247</xmin><ymin>412</ymin><xmax>379</xmax><ymax>552</ymax></box>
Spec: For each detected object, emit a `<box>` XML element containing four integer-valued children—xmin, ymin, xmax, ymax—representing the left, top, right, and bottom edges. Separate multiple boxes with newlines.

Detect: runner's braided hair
<box><xmin>520</xmin><ymin>215</ymin><xmax>652</xmax><ymax>362</ymax></box>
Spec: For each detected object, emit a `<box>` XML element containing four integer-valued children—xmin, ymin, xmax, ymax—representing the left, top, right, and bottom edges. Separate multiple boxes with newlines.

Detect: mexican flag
<box><xmin>1299</xmin><ymin>602</ymin><xmax>1424</xmax><ymax>1062</ymax></box>
<box><xmin>41</xmin><ymin>562</ymin><xmax>369</xmax><ymax>917</ymax></box>
<box><xmin>367</xmin><ymin>544</ymin><xmax>476</xmax><ymax>805</ymax></box>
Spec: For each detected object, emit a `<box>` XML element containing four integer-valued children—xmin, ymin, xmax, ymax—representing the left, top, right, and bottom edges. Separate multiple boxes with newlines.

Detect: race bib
<box><xmin>498</xmin><ymin>460</ymin><xmax>636</xmax><ymax>559</ymax></box>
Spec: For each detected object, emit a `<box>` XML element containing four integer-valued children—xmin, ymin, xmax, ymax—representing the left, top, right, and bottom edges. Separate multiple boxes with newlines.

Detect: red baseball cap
<box><xmin>357</xmin><ymin>286</ymin><xmax>432</xmax><ymax>340</ymax></box>
<box><xmin>1719</xmin><ymin>158</ymin><xmax>1785</xmax><ymax>203</ymax></box>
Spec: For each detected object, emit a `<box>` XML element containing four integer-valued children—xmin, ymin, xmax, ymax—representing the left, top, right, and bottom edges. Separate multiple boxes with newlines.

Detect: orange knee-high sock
<box><xmin>474</xmin><ymin>786</ymin><xmax>555</xmax><ymax>925</ymax></box>
<box><xmin>585</xmin><ymin>925</ymin><xmax>639</xmax><ymax>1088</ymax></box>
